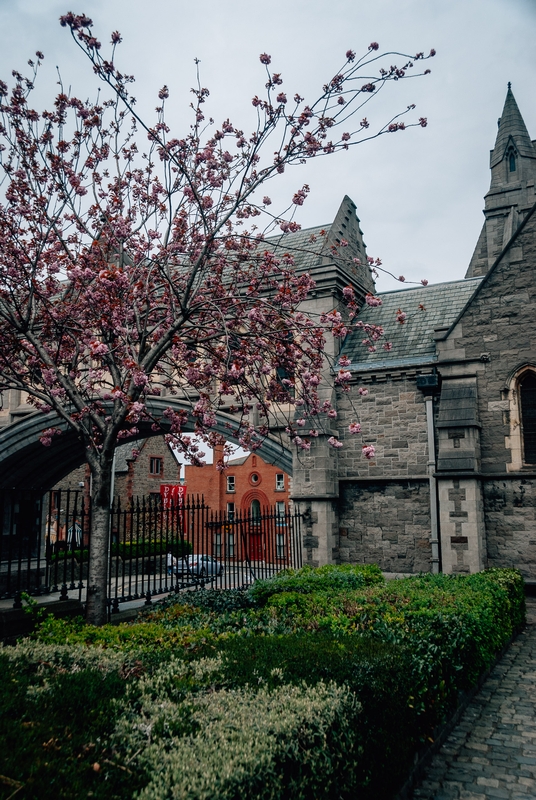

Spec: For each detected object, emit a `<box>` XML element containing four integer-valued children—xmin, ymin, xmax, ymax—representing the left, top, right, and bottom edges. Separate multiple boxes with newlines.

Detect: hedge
<box><xmin>1</xmin><ymin>566</ymin><xmax>526</xmax><ymax>800</ymax></box>
<box><xmin>110</xmin><ymin>538</ymin><xmax>193</xmax><ymax>560</ymax></box>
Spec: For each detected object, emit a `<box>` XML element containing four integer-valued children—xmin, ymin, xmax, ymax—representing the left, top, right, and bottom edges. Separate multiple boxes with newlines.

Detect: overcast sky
<box><xmin>1</xmin><ymin>0</ymin><xmax>535</xmax><ymax>291</ymax></box>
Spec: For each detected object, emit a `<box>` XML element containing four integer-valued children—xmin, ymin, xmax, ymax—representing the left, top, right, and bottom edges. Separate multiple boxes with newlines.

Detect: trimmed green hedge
<box><xmin>111</xmin><ymin>538</ymin><xmax>193</xmax><ymax>560</ymax></box>
<box><xmin>2</xmin><ymin>566</ymin><xmax>526</xmax><ymax>800</ymax></box>
<box><xmin>248</xmin><ymin>562</ymin><xmax>384</xmax><ymax>604</ymax></box>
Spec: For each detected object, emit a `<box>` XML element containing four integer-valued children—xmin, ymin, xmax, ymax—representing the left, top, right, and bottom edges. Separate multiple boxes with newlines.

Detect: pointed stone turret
<box><xmin>320</xmin><ymin>195</ymin><xmax>376</xmax><ymax>299</ymax></box>
<box><xmin>466</xmin><ymin>85</ymin><xmax>536</xmax><ymax>277</ymax></box>
<box><xmin>490</xmin><ymin>84</ymin><xmax>535</xmax><ymax>174</ymax></box>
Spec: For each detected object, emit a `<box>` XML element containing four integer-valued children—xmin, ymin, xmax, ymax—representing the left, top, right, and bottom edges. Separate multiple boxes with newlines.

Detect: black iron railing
<box><xmin>0</xmin><ymin>490</ymin><xmax>303</xmax><ymax>613</ymax></box>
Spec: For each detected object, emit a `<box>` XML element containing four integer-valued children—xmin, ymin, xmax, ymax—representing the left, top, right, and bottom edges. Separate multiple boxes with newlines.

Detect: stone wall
<box><xmin>443</xmin><ymin>209</ymin><xmax>536</xmax><ymax>474</ymax></box>
<box><xmin>116</xmin><ymin>438</ymin><xmax>179</xmax><ymax>501</ymax></box>
<box><xmin>339</xmin><ymin>480</ymin><xmax>432</xmax><ymax>572</ymax></box>
<box><xmin>483</xmin><ymin>478</ymin><xmax>536</xmax><ymax>580</ymax></box>
<box><xmin>337</xmin><ymin>375</ymin><xmax>430</xmax><ymax>480</ymax></box>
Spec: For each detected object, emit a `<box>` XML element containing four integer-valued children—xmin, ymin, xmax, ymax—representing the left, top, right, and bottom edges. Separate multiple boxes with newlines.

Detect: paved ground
<box><xmin>411</xmin><ymin>597</ymin><xmax>536</xmax><ymax>800</ymax></box>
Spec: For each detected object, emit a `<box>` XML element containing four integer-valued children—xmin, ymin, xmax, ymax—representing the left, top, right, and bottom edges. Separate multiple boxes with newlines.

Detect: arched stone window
<box><xmin>520</xmin><ymin>372</ymin><xmax>536</xmax><ymax>464</ymax></box>
<box><xmin>509</xmin><ymin>150</ymin><xmax>517</xmax><ymax>172</ymax></box>
<box><xmin>506</xmin><ymin>367</ymin><xmax>536</xmax><ymax>470</ymax></box>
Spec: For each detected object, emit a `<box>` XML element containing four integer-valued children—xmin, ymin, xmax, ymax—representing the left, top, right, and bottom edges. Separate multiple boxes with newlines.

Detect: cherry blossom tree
<box><xmin>0</xmin><ymin>12</ymin><xmax>434</xmax><ymax>624</ymax></box>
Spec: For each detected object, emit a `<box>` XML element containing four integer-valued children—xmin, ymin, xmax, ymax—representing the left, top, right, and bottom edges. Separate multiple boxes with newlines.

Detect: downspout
<box><xmin>424</xmin><ymin>395</ymin><xmax>440</xmax><ymax>574</ymax></box>
<box><xmin>417</xmin><ymin>374</ymin><xmax>440</xmax><ymax>574</ymax></box>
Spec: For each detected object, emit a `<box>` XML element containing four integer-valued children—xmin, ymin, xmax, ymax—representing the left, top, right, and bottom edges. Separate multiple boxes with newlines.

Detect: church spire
<box><xmin>466</xmin><ymin>85</ymin><xmax>536</xmax><ymax>278</ymax></box>
<box><xmin>490</xmin><ymin>84</ymin><xmax>535</xmax><ymax>172</ymax></box>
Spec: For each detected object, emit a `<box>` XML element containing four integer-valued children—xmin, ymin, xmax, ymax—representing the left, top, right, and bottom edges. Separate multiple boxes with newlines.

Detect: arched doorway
<box><xmin>241</xmin><ymin>490</ymin><xmax>269</xmax><ymax>561</ymax></box>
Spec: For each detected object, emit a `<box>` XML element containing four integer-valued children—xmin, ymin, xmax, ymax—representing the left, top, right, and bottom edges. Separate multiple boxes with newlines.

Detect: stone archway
<box><xmin>0</xmin><ymin>396</ymin><xmax>292</xmax><ymax>491</ymax></box>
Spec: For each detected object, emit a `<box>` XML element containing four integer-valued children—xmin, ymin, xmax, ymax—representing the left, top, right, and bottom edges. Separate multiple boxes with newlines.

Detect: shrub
<box><xmin>111</xmin><ymin>538</ymin><xmax>193</xmax><ymax>560</ymax></box>
<box><xmin>199</xmin><ymin>632</ymin><xmax>418</xmax><ymax>796</ymax></box>
<box><xmin>0</xmin><ymin>643</ymin><xmax>144</xmax><ymax>800</ymax></box>
<box><xmin>248</xmin><ymin>562</ymin><xmax>384</xmax><ymax>605</ymax></box>
<box><xmin>114</xmin><ymin>676</ymin><xmax>363</xmax><ymax>800</ymax></box>
<box><xmin>13</xmin><ymin>566</ymin><xmax>526</xmax><ymax>800</ymax></box>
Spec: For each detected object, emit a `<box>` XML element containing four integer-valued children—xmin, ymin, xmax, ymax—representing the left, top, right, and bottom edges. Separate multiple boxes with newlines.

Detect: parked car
<box><xmin>168</xmin><ymin>553</ymin><xmax>223</xmax><ymax>577</ymax></box>
<box><xmin>187</xmin><ymin>554</ymin><xmax>223</xmax><ymax>577</ymax></box>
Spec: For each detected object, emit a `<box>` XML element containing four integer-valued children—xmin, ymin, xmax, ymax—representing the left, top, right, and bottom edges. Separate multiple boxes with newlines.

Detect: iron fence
<box><xmin>0</xmin><ymin>490</ymin><xmax>303</xmax><ymax>614</ymax></box>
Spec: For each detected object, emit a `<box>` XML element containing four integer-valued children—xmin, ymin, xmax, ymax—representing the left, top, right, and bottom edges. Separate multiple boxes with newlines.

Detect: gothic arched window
<box><xmin>520</xmin><ymin>372</ymin><xmax>536</xmax><ymax>463</ymax></box>
<box><xmin>509</xmin><ymin>151</ymin><xmax>517</xmax><ymax>172</ymax></box>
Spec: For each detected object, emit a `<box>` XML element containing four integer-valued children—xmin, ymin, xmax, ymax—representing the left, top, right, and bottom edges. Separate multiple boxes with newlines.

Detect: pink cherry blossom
<box><xmin>328</xmin><ymin>436</ymin><xmax>343</xmax><ymax>449</ymax></box>
<box><xmin>0</xmin><ymin>18</ymin><xmax>434</xmax><ymax>625</ymax></box>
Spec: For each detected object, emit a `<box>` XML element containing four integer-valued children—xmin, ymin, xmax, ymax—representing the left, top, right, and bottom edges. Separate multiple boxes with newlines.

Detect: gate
<box><xmin>0</xmin><ymin>490</ymin><xmax>303</xmax><ymax>613</ymax></box>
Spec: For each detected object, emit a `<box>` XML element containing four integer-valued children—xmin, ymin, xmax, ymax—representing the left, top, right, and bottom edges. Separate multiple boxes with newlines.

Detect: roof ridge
<box><xmin>377</xmin><ymin>276</ymin><xmax>483</xmax><ymax>297</ymax></box>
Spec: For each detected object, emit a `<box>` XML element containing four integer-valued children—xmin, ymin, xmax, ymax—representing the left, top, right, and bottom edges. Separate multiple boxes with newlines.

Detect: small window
<box><xmin>251</xmin><ymin>498</ymin><xmax>261</xmax><ymax>521</ymax></box>
<box><xmin>276</xmin><ymin>501</ymin><xmax>286</xmax><ymax>525</ymax></box>
<box><xmin>276</xmin><ymin>533</ymin><xmax>286</xmax><ymax>559</ymax></box>
<box><xmin>520</xmin><ymin>372</ymin><xmax>536</xmax><ymax>463</ymax></box>
<box><xmin>509</xmin><ymin>151</ymin><xmax>517</xmax><ymax>172</ymax></box>
<box><xmin>250</xmin><ymin>472</ymin><xmax>259</xmax><ymax>484</ymax></box>
<box><xmin>226</xmin><ymin>475</ymin><xmax>235</xmax><ymax>493</ymax></box>
<box><xmin>150</xmin><ymin>457</ymin><xmax>163</xmax><ymax>475</ymax></box>
<box><xmin>214</xmin><ymin>533</ymin><xmax>222</xmax><ymax>557</ymax></box>
<box><xmin>275</xmin><ymin>473</ymin><xmax>285</xmax><ymax>491</ymax></box>
<box><xmin>226</xmin><ymin>502</ymin><xmax>235</xmax><ymax>521</ymax></box>
<box><xmin>228</xmin><ymin>532</ymin><xmax>235</xmax><ymax>558</ymax></box>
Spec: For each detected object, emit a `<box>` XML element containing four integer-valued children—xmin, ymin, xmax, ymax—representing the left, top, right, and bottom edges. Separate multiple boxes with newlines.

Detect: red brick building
<box><xmin>184</xmin><ymin>449</ymin><xmax>292</xmax><ymax>563</ymax></box>
<box><xmin>184</xmin><ymin>449</ymin><xmax>290</xmax><ymax>517</ymax></box>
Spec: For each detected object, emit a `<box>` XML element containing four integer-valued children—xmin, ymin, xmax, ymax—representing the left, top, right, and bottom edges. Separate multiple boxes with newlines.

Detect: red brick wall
<box><xmin>185</xmin><ymin>450</ymin><xmax>290</xmax><ymax>514</ymax></box>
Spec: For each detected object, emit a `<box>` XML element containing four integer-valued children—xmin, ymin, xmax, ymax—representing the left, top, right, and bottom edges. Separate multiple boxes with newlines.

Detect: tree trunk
<box><xmin>85</xmin><ymin>461</ymin><xmax>113</xmax><ymax>626</ymax></box>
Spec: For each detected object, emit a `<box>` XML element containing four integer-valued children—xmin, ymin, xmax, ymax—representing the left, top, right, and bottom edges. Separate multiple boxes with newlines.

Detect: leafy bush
<box><xmin>198</xmin><ymin>632</ymin><xmax>418</xmax><ymax>796</ymax></box>
<box><xmin>0</xmin><ymin>643</ymin><xmax>143</xmax><ymax>800</ymax></box>
<box><xmin>12</xmin><ymin>566</ymin><xmax>526</xmax><ymax>800</ymax></box>
<box><xmin>248</xmin><ymin>562</ymin><xmax>384</xmax><ymax>605</ymax></box>
<box><xmin>115</xmin><ymin>672</ymin><xmax>363</xmax><ymax>800</ymax></box>
<box><xmin>111</xmin><ymin>538</ymin><xmax>193</xmax><ymax>560</ymax></box>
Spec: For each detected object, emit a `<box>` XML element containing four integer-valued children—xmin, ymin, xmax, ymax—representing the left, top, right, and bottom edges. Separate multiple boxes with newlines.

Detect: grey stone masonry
<box><xmin>337</xmin><ymin>378</ymin><xmax>430</xmax><ymax>480</ymax></box>
<box><xmin>411</xmin><ymin>598</ymin><xmax>536</xmax><ymax>800</ymax></box>
<box><xmin>339</xmin><ymin>481</ymin><xmax>432</xmax><ymax>572</ymax></box>
<box><xmin>484</xmin><ymin>479</ymin><xmax>536</xmax><ymax>581</ymax></box>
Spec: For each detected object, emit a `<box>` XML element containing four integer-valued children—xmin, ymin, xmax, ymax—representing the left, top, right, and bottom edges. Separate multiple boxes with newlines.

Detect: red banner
<box><xmin>160</xmin><ymin>483</ymin><xmax>187</xmax><ymax>510</ymax></box>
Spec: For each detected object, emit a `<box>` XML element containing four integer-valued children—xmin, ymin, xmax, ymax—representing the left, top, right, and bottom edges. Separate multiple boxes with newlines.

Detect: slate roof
<box><xmin>264</xmin><ymin>225</ymin><xmax>328</xmax><ymax>272</ymax></box>
<box><xmin>227</xmin><ymin>454</ymin><xmax>249</xmax><ymax>467</ymax></box>
<box><xmin>114</xmin><ymin>441</ymin><xmax>139</xmax><ymax>473</ymax></box>
<box><xmin>343</xmin><ymin>277</ymin><xmax>483</xmax><ymax>372</ymax></box>
<box><xmin>437</xmin><ymin>381</ymin><xmax>479</xmax><ymax>428</ymax></box>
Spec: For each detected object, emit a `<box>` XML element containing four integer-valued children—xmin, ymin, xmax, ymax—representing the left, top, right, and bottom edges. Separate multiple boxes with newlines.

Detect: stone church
<box><xmin>1</xmin><ymin>86</ymin><xmax>535</xmax><ymax>583</ymax></box>
<box><xmin>290</xmin><ymin>85</ymin><xmax>536</xmax><ymax>582</ymax></box>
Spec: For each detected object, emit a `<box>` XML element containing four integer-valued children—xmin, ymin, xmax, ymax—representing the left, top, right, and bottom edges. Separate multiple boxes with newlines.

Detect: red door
<box><xmin>248</xmin><ymin>532</ymin><xmax>264</xmax><ymax>561</ymax></box>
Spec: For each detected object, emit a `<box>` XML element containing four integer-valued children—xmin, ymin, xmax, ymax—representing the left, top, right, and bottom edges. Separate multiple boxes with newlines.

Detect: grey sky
<box><xmin>1</xmin><ymin>0</ymin><xmax>535</xmax><ymax>290</ymax></box>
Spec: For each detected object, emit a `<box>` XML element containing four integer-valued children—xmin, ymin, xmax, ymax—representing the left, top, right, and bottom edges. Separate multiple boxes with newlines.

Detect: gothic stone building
<box><xmin>291</xmin><ymin>86</ymin><xmax>536</xmax><ymax>582</ymax></box>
